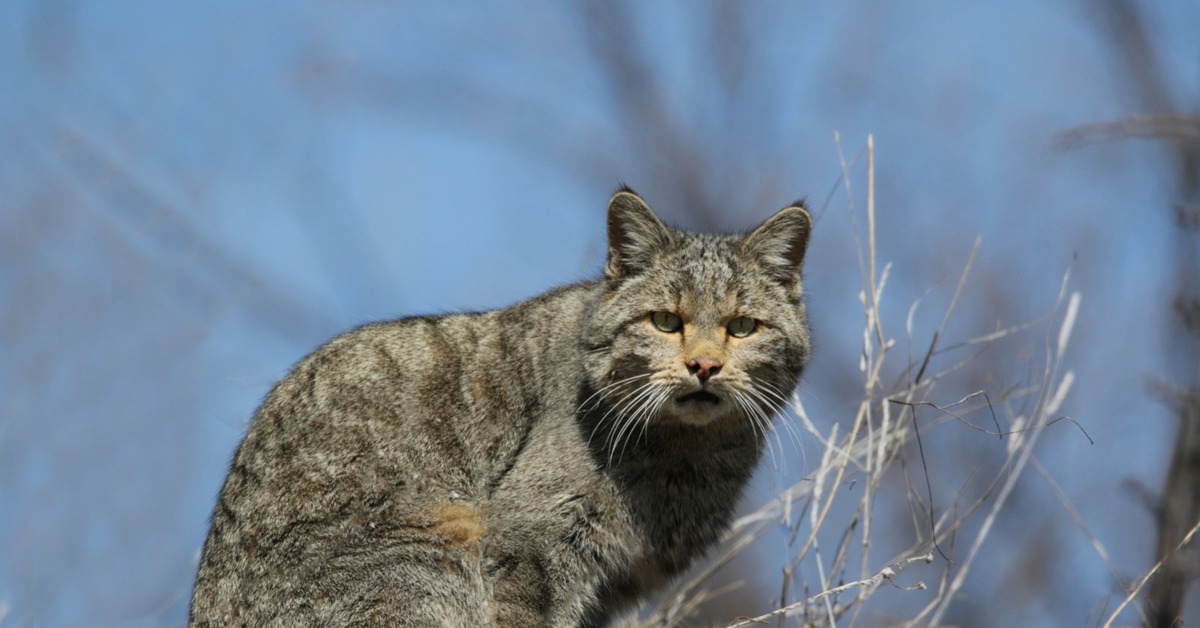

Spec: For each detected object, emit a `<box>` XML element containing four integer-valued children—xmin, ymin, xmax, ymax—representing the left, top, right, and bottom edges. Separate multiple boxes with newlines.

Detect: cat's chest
<box><xmin>617</xmin><ymin>454</ymin><xmax>752</xmax><ymax>546</ymax></box>
<box><xmin>492</xmin><ymin>439</ymin><xmax>753</xmax><ymax>562</ymax></box>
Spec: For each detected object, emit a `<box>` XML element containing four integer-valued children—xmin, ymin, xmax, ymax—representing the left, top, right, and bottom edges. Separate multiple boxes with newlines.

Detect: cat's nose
<box><xmin>686</xmin><ymin>358</ymin><xmax>723</xmax><ymax>382</ymax></box>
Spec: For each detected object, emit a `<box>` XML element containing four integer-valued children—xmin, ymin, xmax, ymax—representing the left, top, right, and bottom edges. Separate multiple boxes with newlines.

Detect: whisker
<box><xmin>577</xmin><ymin>372</ymin><xmax>649</xmax><ymax>414</ymax></box>
<box><xmin>589</xmin><ymin>380</ymin><xmax>656</xmax><ymax>448</ymax></box>
<box><xmin>738</xmin><ymin>388</ymin><xmax>785</xmax><ymax>469</ymax></box>
<box><xmin>733</xmin><ymin>392</ymin><xmax>776</xmax><ymax>470</ymax></box>
<box><xmin>633</xmin><ymin>389</ymin><xmax>665</xmax><ymax>449</ymax></box>
<box><xmin>752</xmin><ymin>380</ymin><xmax>794</xmax><ymax>407</ymax></box>
<box><xmin>744</xmin><ymin>384</ymin><xmax>792</xmax><ymax>456</ymax></box>
<box><xmin>619</xmin><ymin>387</ymin><xmax>668</xmax><ymax>465</ymax></box>
<box><xmin>743</xmin><ymin>380</ymin><xmax>801</xmax><ymax>443</ymax></box>
<box><xmin>755</xmin><ymin>381</ymin><xmax>811</xmax><ymax>475</ymax></box>
<box><xmin>604</xmin><ymin>382</ymin><xmax>657</xmax><ymax>438</ymax></box>
<box><xmin>605</xmin><ymin>383</ymin><xmax>661</xmax><ymax>466</ymax></box>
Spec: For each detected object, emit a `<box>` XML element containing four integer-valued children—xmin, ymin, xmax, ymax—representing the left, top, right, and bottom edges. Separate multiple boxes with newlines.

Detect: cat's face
<box><xmin>582</xmin><ymin>190</ymin><xmax>811</xmax><ymax>434</ymax></box>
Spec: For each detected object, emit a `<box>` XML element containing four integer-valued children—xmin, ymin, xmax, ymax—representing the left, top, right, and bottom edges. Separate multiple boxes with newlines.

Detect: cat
<box><xmin>189</xmin><ymin>188</ymin><xmax>812</xmax><ymax>627</ymax></box>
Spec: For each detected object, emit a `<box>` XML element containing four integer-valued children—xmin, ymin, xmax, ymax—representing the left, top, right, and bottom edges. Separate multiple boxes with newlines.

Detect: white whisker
<box><xmin>589</xmin><ymin>379</ymin><xmax>655</xmax><ymax>448</ymax></box>
<box><xmin>743</xmin><ymin>384</ymin><xmax>802</xmax><ymax>454</ymax></box>
<box><xmin>577</xmin><ymin>372</ymin><xmax>649</xmax><ymax>414</ymax></box>
<box><xmin>752</xmin><ymin>380</ymin><xmax>793</xmax><ymax>406</ymax></box>
<box><xmin>619</xmin><ymin>387</ymin><xmax>669</xmax><ymax>465</ymax></box>
<box><xmin>633</xmin><ymin>389</ymin><xmax>668</xmax><ymax>449</ymax></box>
<box><xmin>742</xmin><ymin>387</ymin><xmax>787</xmax><ymax>465</ymax></box>
<box><xmin>733</xmin><ymin>392</ymin><xmax>777</xmax><ymax>470</ymax></box>
<box><xmin>747</xmin><ymin>381</ymin><xmax>805</xmax><ymax>452</ymax></box>
<box><xmin>606</xmin><ymin>382</ymin><xmax>661</xmax><ymax>467</ymax></box>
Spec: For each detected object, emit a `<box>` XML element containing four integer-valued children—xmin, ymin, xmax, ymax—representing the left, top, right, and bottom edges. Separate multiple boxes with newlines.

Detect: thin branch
<box><xmin>726</xmin><ymin>554</ymin><xmax>933</xmax><ymax>627</ymax></box>
<box><xmin>1102</xmin><ymin>519</ymin><xmax>1200</xmax><ymax>628</ymax></box>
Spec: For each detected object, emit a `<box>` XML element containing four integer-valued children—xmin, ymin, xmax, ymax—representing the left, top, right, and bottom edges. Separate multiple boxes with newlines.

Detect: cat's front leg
<box><xmin>483</xmin><ymin>501</ymin><xmax>621</xmax><ymax>627</ymax></box>
<box><xmin>542</xmin><ymin>491</ymin><xmax>643</xmax><ymax>627</ymax></box>
<box><xmin>484</xmin><ymin>550</ymin><xmax>582</xmax><ymax>627</ymax></box>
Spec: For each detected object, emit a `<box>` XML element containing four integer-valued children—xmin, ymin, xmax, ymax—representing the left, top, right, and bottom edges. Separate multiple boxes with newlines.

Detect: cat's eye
<box><xmin>727</xmin><ymin>316</ymin><xmax>757</xmax><ymax>338</ymax></box>
<box><xmin>650</xmin><ymin>311</ymin><xmax>683</xmax><ymax>333</ymax></box>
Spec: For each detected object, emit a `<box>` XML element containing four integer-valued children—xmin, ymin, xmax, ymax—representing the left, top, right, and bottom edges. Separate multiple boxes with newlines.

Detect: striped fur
<box><xmin>190</xmin><ymin>189</ymin><xmax>812</xmax><ymax>627</ymax></box>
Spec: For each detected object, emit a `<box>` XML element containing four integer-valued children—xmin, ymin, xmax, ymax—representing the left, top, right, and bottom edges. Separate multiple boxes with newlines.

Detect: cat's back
<box><xmin>191</xmin><ymin>283</ymin><xmax>597</xmax><ymax>626</ymax></box>
<box><xmin>261</xmin><ymin>279</ymin><xmax>597</xmax><ymax>439</ymax></box>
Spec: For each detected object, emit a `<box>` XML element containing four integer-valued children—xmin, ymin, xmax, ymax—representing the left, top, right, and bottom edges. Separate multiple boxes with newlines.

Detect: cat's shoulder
<box><xmin>298</xmin><ymin>279</ymin><xmax>601</xmax><ymax>370</ymax></box>
<box><xmin>300</xmin><ymin>313</ymin><xmax>477</xmax><ymax>378</ymax></box>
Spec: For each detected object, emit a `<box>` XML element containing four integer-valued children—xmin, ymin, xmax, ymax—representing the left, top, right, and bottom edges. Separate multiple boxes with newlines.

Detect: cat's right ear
<box><xmin>743</xmin><ymin>201</ymin><xmax>812</xmax><ymax>290</ymax></box>
<box><xmin>606</xmin><ymin>188</ymin><xmax>673</xmax><ymax>280</ymax></box>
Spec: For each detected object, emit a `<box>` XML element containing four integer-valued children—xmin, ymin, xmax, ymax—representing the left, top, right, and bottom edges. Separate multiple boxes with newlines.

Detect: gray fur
<box><xmin>190</xmin><ymin>189</ymin><xmax>813</xmax><ymax>627</ymax></box>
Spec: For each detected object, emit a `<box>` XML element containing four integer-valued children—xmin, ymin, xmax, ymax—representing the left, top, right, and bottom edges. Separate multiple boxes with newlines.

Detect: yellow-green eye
<box><xmin>727</xmin><ymin>316</ymin><xmax>757</xmax><ymax>338</ymax></box>
<box><xmin>650</xmin><ymin>311</ymin><xmax>683</xmax><ymax>333</ymax></box>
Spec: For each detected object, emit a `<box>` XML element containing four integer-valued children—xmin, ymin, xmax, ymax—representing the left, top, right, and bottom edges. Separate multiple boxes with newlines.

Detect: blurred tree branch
<box><xmin>1074</xmin><ymin>1</ymin><xmax>1200</xmax><ymax>625</ymax></box>
<box><xmin>1053</xmin><ymin>115</ymin><xmax>1200</xmax><ymax>148</ymax></box>
<box><xmin>578</xmin><ymin>0</ymin><xmax>734</xmax><ymax>229</ymax></box>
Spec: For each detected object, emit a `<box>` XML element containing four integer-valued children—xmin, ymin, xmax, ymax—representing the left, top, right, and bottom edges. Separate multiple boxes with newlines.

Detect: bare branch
<box><xmin>1053</xmin><ymin>115</ymin><xmax>1200</xmax><ymax>149</ymax></box>
<box><xmin>725</xmin><ymin>553</ymin><xmax>933</xmax><ymax>627</ymax></box>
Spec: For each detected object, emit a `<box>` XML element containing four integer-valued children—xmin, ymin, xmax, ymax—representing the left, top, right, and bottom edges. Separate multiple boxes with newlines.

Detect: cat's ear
<box><xmin>743</xmin><ymin>201</ymin><xmax>812</xmax><ymax>285</ymax></box>
<box><xmin>606</xmin><ymin>188</ymin><xmax>673</xmax><ymax>280</ymax></box>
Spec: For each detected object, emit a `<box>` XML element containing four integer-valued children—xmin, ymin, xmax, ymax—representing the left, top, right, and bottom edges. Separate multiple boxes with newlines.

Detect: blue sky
<box><xmin>2</xmin><ymin>1</ymin><xmax>1198</xmax><ymax>625</ymax></box>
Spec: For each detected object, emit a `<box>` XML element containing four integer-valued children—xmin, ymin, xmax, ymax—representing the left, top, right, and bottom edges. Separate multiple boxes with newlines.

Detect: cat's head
<box><xmin>582</xmin><ymin>187</ymin><xmax>812</xmax><ymax>433</ymax></box>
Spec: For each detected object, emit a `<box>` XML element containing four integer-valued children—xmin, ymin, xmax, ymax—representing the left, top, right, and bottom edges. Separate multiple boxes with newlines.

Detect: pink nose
<box><xmin>686</xmin><ymin>358</ymin><xmax>723</xmax><ymax>382</ymax></box>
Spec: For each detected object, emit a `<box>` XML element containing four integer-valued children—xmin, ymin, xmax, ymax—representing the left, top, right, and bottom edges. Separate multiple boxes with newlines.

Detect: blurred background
<box><xmin>2</xmin><ymin>1</ymin><xmax>1199</xmax><ymax>626</ymax></box>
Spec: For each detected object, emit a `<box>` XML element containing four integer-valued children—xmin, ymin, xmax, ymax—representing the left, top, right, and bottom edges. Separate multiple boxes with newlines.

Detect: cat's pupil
<box><xmin>651</xmin><ymin>311</ymin><xmax>683</xmax><ymax>333</ymax></box>
<box><xmin>727</xmin><ymin>316</ymin><xmax>757</xmax><ymax>338</ymax></box>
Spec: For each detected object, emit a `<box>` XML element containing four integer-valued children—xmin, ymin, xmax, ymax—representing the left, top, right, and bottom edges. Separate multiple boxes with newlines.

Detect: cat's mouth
<box><xmin>676</xmin><ymin>390</ymin><xmax>721</xmax><ymax>406</ymax></box>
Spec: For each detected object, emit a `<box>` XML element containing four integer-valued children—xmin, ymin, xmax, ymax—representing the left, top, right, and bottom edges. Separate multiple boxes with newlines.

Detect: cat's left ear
<box><xmin>743</xmin><ymin>201</ymin><xmax>812</xmax><ymax>285</ymax></box>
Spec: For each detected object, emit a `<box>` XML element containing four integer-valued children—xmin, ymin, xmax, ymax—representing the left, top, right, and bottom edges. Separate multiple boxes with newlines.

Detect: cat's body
<box><xmin>190</xmin><ymin>190</ymin><xmax>812</xmax><ymax>627</ymax></box>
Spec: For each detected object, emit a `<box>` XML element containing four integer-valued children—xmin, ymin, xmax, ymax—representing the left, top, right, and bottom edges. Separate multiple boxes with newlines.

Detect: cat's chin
<box><xmin>673</xmin><ymin>412</ymin><xmax>723</xmax><ymax>426</ymax></box>
<box><xmin>665</xmin><ymin>397</ymin><xmax>731</xmax><ymax>426</ymax></box>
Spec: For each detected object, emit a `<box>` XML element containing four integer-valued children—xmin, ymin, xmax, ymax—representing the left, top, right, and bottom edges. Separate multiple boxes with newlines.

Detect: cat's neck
<box><xmin>491</xmin><ymin>278</ymin><xmax>605</xmax><ymax>394</ymax></box>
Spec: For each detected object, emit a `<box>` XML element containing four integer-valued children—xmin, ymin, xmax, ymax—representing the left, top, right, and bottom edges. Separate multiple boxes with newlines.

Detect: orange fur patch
<box><xmin>428</xmin><ymin>503</ymin><xmax>485</xmax><ymax>549</ymax></box>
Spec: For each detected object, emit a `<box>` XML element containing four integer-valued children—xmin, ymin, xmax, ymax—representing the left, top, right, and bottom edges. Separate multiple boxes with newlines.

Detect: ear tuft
<box><xmin>606</xmin><ymin>189</ymin><xmax>673</xmax><ymax>280</ymax></box>
<box><xmin>743</xmin><ymin>201</ymin><xmax>812</xmax><ymax>285</ymax></box>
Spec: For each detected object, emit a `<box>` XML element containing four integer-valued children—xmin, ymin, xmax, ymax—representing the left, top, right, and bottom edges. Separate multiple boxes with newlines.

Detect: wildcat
<box><xmin>189</xmin><ymin>188</ymin><xmax>812</xmax><ymax>627</ymax></box>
